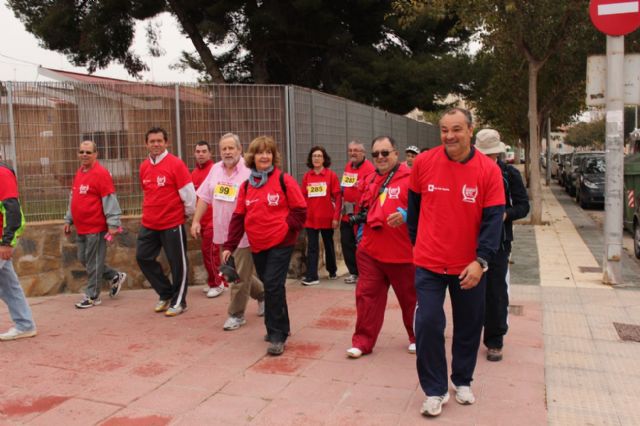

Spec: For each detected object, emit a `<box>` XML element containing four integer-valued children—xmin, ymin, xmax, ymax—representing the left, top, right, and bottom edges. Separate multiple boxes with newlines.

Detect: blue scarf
<box><xmin>249</xmin><ymin>165</ymin><xmax>274</xmax><ymax>188</ymax></box>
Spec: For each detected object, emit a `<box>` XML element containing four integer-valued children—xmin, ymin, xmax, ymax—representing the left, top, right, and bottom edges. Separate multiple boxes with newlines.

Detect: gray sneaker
<box><xmin>420</xmin><ymin>393</ymin><xmax>450</xmax><ymax>417</ymax></box>
<box><xmin>110</xmin><ymin>272</ymin><xmax>126</xmax><ymax>298</ymax></box>
<box><xmin>257</xmin><ymin>300</ymin><xmax>265</xmax><ymax>317</ymax></box>
<box><xmin>267</xmin><ymin>341</ymin><xmax>285</xmax><ymax>356</ymax></box>
<box><xmin>454</xmin><ymin>385</ymin><xmax>475</xmax><ymax>405</ymax></box>
<box><xmin>344</xmin><ymin>274</ymin><xmax>358</xmax><ymax>284</ymax></box>
<box><xmin>223</xmin><ymin>316</ymin><xmax>247</xmax><ymax>331</ymax></box>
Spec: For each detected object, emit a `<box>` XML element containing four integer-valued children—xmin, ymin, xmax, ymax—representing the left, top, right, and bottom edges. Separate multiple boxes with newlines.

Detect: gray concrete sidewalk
<box><xmin>533</xmin><ymin>181</ymin><xmax>640</xmax><ymax>426</ymax></box>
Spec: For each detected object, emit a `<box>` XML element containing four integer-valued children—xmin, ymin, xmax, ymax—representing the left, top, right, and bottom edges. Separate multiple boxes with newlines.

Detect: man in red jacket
<box><xmin>64</xmin><ymin>140</ymin><xmax>127</xmax><ymax>309</ymax></box>
<box><xmin>191</xmin><ymin>141</ymin><xmax>224</xmax><ymax>298</ymax></box>
<box><xmin>346</xmin><ymin>136</ymin><xmax>416</xmax><ymax>359</ymax></box>
<box><xmin>340</xmin><ymin>140</ymin><xmax>375</xmax><ymax>284</ymax></box>
<box><xmin>136</xmin><ymin>127</ymin><xmax>196</xmax><ymax>317</ymax></box>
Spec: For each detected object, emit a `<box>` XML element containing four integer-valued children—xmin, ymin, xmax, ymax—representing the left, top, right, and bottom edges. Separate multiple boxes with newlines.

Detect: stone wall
<box><xmin>13</xmin><ymin>218</ymin><xmax>340</xmax><ymax>297</ymax></box>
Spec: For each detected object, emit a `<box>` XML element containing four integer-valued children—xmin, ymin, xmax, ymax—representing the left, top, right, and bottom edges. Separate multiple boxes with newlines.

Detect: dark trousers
<box><xmin>253</xmin><ymin>245</ymin><xmax>294</xmax><ymax>344</ymax></box>
<box><xmin>305</xmin><ymin>228</ymin><xmax>337</xmax><ymax>280</ymax></box>
<box><xmin>340</xmin><ymin>221</ymin><xmax>358</xmax><ymax>275</ymax></box>
<box><xmin>484</xmin><ymin>242</ymin><xmax>511</xmax><ymax>349</ymax></box>
<box><xmin>136</xmin><ymin>224</ymin><xmax>189</xmax><ymax>309</ymax></box>
<box><xmin>414</xmin><ymin>267</ymin><xmax>486</xmax><ymax>396</ymax></box>
<box><xmin>352</xmin><ymin>249</ymin><xmax>416</xmax><ymax>353</ymax></box>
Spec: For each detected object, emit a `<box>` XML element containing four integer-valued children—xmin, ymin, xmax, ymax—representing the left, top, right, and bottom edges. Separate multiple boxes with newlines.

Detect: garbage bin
<box><xmin>623</xmin><ymin>153</ymin><xmax>640</xmax><ymax>257</ymax></box>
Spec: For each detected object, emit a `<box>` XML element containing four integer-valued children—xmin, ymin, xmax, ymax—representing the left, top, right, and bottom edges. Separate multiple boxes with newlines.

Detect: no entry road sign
<box><xmin>590</xmin><ymin>0</ymin><xmax>640</xmax><ymax>35</ymax></box>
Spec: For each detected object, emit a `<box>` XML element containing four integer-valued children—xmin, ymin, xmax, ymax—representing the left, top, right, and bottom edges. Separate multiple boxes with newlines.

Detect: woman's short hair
<box><xmin>244</xmin><ymin>136</ymin><xmax>281</xmax><ymax>169</ymax></box>
<box><xmin>306</xmin><ymin>146</ymin><xmax>331</xmax><ymax>169</ymax></box>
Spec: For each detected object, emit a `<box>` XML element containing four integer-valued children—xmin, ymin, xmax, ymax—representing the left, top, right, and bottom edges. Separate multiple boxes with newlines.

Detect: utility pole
<box><xmin>603</xmin><ymin>35</ymin><xmax>624</xmax><ymax>284</ymax></box>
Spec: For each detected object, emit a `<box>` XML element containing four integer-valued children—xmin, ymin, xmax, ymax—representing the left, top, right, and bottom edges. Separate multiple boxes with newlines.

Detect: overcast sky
<box><xmin>0</xmin><ymin>7</ymin><xmax>200</xmax><ymax>82</ymax></box>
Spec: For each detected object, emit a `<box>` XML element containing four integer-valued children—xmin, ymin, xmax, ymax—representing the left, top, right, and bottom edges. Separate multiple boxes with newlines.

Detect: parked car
<box><xmin>565</xmin><ymin>151</ymin><xmax>604</xmax><ymax>197</ymax></box>
<box><xmin>574</xmin><ymin>154</ymin><xmax>605</xmax><ymax>209</ymax></box>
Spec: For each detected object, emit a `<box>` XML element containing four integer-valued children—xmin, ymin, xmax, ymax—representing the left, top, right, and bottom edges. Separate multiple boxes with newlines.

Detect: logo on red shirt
<box><xmin>388</xmin><ymin>186</ymin><xmax>400</xmax><ymax>199</ymax></box>
<box><xmin>267</xmin><ymin>193</ymin><xmax>280</xmax><ymax>206</ymax></box>
<box><xmin>157</xmin><ymin>176</ymin><xmax>166</xmax><ymax>187</ymax></box>
<box><xmin>79</xmin><ymin>184</ymin><xmax>89</xmax><ymax>195</ymax></box>
<box><xmin>462</xmin><ymin>185</ymin><xmax>478</xmax><ymax>203</ymax></box>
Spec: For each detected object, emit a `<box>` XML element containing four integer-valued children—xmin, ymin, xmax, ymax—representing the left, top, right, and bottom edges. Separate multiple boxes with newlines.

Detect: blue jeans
<box><xmin>0</xmin><ymin>258</ymin><xmax>36</xmax><ymax>332</ymax></box>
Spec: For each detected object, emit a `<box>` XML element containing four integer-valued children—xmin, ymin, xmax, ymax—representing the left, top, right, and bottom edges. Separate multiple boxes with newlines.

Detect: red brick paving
<box><xmin>0</xmin><ymin>284</ymin><xmax>546</xmax><ymax>424</ymax></box>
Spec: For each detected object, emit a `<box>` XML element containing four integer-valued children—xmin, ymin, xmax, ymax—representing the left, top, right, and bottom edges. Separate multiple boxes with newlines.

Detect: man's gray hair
<box><xmin>441</xmin><ymin>107</ymin><xmax>473</xmax><ymax>127</ymax></box>
<box><xmin>81</xmin><ymin>140</ymin><xmax>98</xmax><ymax>153</ymax></box>
<box><xmin>348</xmin><ymin>140</ymin><xmax>366</xmax><ymax>151</ymax></box>
<box><xmin>219</xmin><ymin>132</ymin><xmax>242</xmax><ymax>151</ymax></box>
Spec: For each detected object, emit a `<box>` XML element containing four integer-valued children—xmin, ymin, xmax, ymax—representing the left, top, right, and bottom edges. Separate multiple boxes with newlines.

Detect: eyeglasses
<box><xmin>311</xmin><ymin>154</ymin><xmax>324</xmax><ymax>158</ymax></box>
<box><xmin>371</xmin><ymin>150</ymin><xmax>394</xmax><ymax>158</ymax></box>
<box><xmin>78</xmin><ymin>150</ymin><xmax>94</xmax><ymax>154</ymax></box>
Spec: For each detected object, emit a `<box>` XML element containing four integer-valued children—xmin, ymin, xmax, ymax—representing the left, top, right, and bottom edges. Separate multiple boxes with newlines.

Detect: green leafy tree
<box><xmin>565</xmin><ymin>119</ymin><xmax>605</xmax><ymax>149</ymax></box>
<box><xmin>9</xmin><ymin>0</ymin><xmax>472</xmax><ymax>114</ymax></box>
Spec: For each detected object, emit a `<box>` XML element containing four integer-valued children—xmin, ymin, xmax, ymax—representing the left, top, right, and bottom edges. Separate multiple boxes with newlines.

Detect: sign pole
<box><xmin>603</xmin><ymin>35</ymin><xmax>625</xmax><ymax>284</ymax></box>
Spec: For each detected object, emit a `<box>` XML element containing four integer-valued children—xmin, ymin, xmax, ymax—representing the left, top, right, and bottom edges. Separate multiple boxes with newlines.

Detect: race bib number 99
<box><xmin>341</xmin><ymin>173</ymin><xmax>358</xmax><ymax>187</ymax></box>
<box><xmin>307</xmin><ymin>182</ymin><xmax>327</xmax><ymax>197</ymax></box>
<box><xmin>213</xmin><ymin>182</ymin><xmax>238</xmax><ymax>202</ymax></box>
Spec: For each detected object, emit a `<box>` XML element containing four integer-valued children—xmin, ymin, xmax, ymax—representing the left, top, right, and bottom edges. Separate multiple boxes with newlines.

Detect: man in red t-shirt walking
<box><xmin>408</xmin><ymin>108</ymin><xmax>505</xmax><ymax>417</ymax></box>
<box><xmin>136</xmin><ymin>127</ymin><xmax>196</xmax><ymax>317</ymax></box>
<box><xmin>64</xmin><ymin>140</ymin><xmax>127</xmax><ymax>309</ymax></box>
<box><xmin>340</xmin><ymin>140</ymin><xmax>375</xmax><ymax>284</ymax></box>
<box><xmin>191</xmin><ymin>141</ymin><xmax>224</xmax><ymax>298</ymax></box>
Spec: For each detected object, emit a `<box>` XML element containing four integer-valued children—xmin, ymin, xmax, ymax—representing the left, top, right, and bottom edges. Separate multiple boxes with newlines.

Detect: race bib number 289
<box><xmin>341</xmin><ymin>173</ymin><xmax>358</xmax><ymax>187</ymax></box>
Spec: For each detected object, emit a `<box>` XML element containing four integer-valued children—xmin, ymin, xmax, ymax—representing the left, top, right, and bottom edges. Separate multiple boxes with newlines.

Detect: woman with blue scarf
<box><xmin>223</xmin><ymin>136</ymin><xmax>307</xmax><ymax>356</ymax></box>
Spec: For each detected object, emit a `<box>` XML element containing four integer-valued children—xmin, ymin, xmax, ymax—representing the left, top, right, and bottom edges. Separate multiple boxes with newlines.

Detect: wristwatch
<box><xmin>476</xmin><ymin>257</ymin><xmax>489</xmax><ymax>272</ymax></box>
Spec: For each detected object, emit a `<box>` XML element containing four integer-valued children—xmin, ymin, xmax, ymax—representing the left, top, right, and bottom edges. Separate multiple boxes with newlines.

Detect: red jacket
<box><xmin>359</xmin><ymin>163</ymin><xmax>413</xmax><ymax>263</ymax></box>
<box><xmin>301</xmin><ymin>168</ymin><xmax>342</xmax><ymax>229</ymax></box>
<box><xmin>340</xmin><ymin>159</ymin><xmax>375</xmax><ymax>222</ymax></box>
<box><xmin>225</xmin><ymin>168</ymin><xmax>307</xmax><ymax>253</ymax></box>
<box><xmin>192</xmin><ymin>160</ymin><xmax>214</xmax><ymax>228</ymax></box>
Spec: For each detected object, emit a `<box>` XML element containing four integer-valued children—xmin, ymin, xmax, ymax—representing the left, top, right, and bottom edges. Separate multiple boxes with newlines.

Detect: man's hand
<box><xmin>222</xmin><ymin>250</ymin><xmax>232</xmax><ymax>263</ymax></box>
<box><xmin>458</xmin><ymin>260</ymin><xmax>484</xmax><ymax>290</ymax></box>
<box><xmin>332</xmin><ymin>219</ymin><xmax>339</xmax><ymax>229</ymax></box>
<box><xmin>63</xmin><ymin>224</ymin><xmax>72</xmax><ymax>235</ymax></box>
<box><xmin>190</xmin><ymin>221</ymin><xmax>201</xmax><ymax>239</ymax></box>
<box><xmin>386</xmin><ymin>211</ymin><xmax>404</xmax><ymax>228</ymax></box>
<box><xmin>0</xmin><ymin>245</ymin><xmax>13</xmax><ymax>260</ymax></box>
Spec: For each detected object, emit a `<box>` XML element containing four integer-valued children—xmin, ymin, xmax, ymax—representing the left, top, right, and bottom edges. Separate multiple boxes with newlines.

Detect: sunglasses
<box><xmin>78</xmin><ymin>150</ymin><xmax>94</xmax><ymax>154</ymax></box>
<box><xmin>371</xmin><ymin>150</ymin><xmax>394</xmax><ymax>158</ymax></box>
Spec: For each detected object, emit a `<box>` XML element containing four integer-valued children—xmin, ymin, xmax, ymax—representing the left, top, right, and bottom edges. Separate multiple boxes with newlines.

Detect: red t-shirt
<box><xmin>140</xmin><ymin>153</ymin><xmax>192</xmax><ymax>230</ymax></box>
<box><xmin>340</xmin><ymin>159</ymin><xmax>375</xmax><ymax>222</ymax></box>
<box><xmin>301</xmin><ymin>168</ymin><xmax>341</xmax><ymax>229</ymax></box>
<box><xmin>0</xmin><ymin>165</ymin><xmax>19</xmax><ymax>236</ymax></box>
<box><xmin>70</xmin><ymin>162</ymin><xmax>116</xmax><ymax>235</ymax></box>
<box><xmin>359</xmin><ymin>163</ymin><xmax>413</xmax><ymax>263</ymax></box>
<box><xmin>234</xmin><ymin>169</ymin><xmax>307</xmax><ymax>253</ymax></box>
<box><xmin>410</xmin><ymin>146</ymin><xmax>505</xmax><ymax>274</ymax></box>
<box><xmin>192</xmin><ymin>160</ymin><xmax>214</xmax><ymax>228</ymax></box>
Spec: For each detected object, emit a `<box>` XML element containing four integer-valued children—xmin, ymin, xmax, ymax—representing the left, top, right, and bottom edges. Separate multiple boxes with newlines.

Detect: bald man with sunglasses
<box><xmin>346</xmin><ymin>136</ymin><xmax>416</xmax><ymax>359</ymax></box>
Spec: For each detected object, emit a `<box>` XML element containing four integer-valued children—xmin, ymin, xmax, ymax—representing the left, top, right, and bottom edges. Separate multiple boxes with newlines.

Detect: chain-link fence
<box><xmin>0</xmin><ymin>81</ymin><xmax>437</xmax><ymax>222</ymax></box>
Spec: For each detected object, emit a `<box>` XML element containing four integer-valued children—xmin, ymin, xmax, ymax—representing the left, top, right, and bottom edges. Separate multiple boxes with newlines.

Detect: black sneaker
<box><xmin>75</xmin><ymin>296</ymin><xmax>101</xmax><ymax>309</ymax></box>
<box><xmin>110</xmin><ymin>272</ymin><xmax>126</xmax><ymax>298</ymax></box>
<box><xmin>267</xmin><ymin>341</ymin><xmax>285</xmax><ymax>356</ymax></box>
<box><xmin>487</xmin><ymin>348</ymin><xmax>503</xmax><ymax>362</ymax></box>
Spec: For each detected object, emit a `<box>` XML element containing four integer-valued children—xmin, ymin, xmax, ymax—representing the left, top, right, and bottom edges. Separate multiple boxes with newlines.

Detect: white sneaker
<box><xmin>0</xmin><ymin>327</ymin><xmax>37</xmax><ymax>341</ymax></box>
<box><xmin>110</xmin><ymin>272</ymin><xmax>126</xmax><ymax>298</ymax></box>
<box><xmin>257</xmin><ymin>300</ymin><xmax>265</xmax><ymax>317</ymax></box>
<box><xmin>344</xmin><ymin>274</ymin><xmax>358</xmax><ymax>284</ymax></box>
<box><xmin>408</xmin><ymin>343</ymin><xmax>416</xmax><ymax>354</ymax></box>
<box><xmin>207</xmin><ymin>286</ymin><xmax>225</xmax><ymax>298</ymax></box>
<box><xmin>301</xmin><ymin>279</ymin><xmax>320</xmax><ymax>286</ymax></box>
<box><xmin>346</xmin><ymin>347</ymin><xmax>363</xmax><ymax>358</ymax></box>
<box><xmin>454</xmin><ymin>385</ymin><xmax>475</xmax><ymax>405</ymax></box>
<box><xmin>223</xmin><ymin>316</ymin><xmax>247</xmax><ymax>331</ymax></box>
<box><xmin>420</xmin><ymin>393</ymin><xmax>450</xmax><ymax>417</ymax></box>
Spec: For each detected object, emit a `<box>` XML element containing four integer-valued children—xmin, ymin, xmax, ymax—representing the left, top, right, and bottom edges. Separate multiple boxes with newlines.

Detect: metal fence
<box><xmin>0</xmin><ymin>81</ymin><xmax>437</xmax><ymax>221</ymax></box>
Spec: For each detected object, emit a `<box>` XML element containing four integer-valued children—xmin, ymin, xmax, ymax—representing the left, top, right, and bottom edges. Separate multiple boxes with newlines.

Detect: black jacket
<box><xmin>498</xmin><ymin>159</ymin><xmax>529</xmax><ymax>243</ymax></box>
